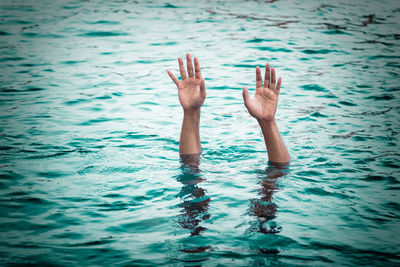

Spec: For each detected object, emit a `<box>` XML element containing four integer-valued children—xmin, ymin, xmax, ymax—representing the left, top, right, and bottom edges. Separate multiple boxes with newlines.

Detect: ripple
<box><xmin>150</xmin><ymin>41</ymin><xmax>178</xmax><ymax>46</ymax></box>
<box><xmin>86</xmin><ymin>20</ymin><xmax>121</xmax><ymax>25</ymax></box>
<box><xmin>96</xmin><ymin>202</ymin><xmax>130</xmax><ymax>212</ymax></box>
<box><xmin>124</xmin><ymin>132</ymin><xmax>158</xmax><ymax>139</ymax></box>
<box><xmin>64</xmin><ymin>98</ymin><xmax>91</xmax><ymax>105</ymax></box>
<box><xmin>296</xmin><ymin>170</ymin><xmax>324</xmax><ymax>177</ymax></box>
<box><xmin>0</xmin><ymin>56</ymin><xmax>24</xmax><ymax>62</ymax></box>
<box><xmin>61</xmin><ymin>60</ymin><xmax>87</xmax><ymax>65</ymax></box>
<box><xmin>300</xmin><ymin>84</ymin><xmax>328</xmax><ymax>92</ymax></box>
<box><xmin>69</xmin><ymin>238</ymin><xmax>115</xmax><ymax>247</ymax></box>
<box><xmin>78</xmin><ymin>117</ymin><xmax>124</xmax><ymax>126</ymax></box>
<box><xmin>304</xmin><ymin>187</ymin><xmax>348</xmax><ymax>199</ymax></box>
<box><xmin>245</xmin><ymin>38</ymin><xmax>281</xmax><ymax>43</ymax></box>
<box><xmin>112</xmin><ymin>217</ymin><xmax>171</xmax><ymax>233</ymax></box>
<box><xmin>365</xmin><ymin>94</ymin><xmax>395</xmax><ymax>101</ymax></box>
<box><xmin>310</xmin><ymin>111</ymin><xmax>328</xmax><ymax>118</ymax></box>
<box><xmin>322</xmin><ymin>29</ymin><xmax>350</xmax><ymax>35</ymax></box>
<box><xmin>301</xmin><ymin>49</ymin><xmax>337</xmax><ymax>54</ymax></box>
<box><xmin>78</xmin><ymin>31</ymin><xmax>129</xmax><ymax>37</ymax></box>
<box><xmin>251</xmin><ymin>47</ymin><xmax>293</xmax><ymax>52</ymax></box>
<box><xmin>338</xmin><ymin>100</ymin><xmax>357</xmax><ymax>106</ymax></box>
<box><xmin>362</xmin><ymin>174</ymin><xmax>398</xmax><ymax>184</ymax></box>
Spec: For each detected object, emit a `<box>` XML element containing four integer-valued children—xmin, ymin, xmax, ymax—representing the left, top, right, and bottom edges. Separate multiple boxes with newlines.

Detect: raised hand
<box><xmin>167</xmin><ymin>53</ymin><xmax>206</xmax><ymax>111</ymax></box>
<box><xmin>242</xmin><ymin>63</ymin><xmax>282</xmax><ymax>121</ymax></box>
<box><xmin>167</xmin><ymin>53</ymin><xmax>205</xmax><ymax>156</ymax></box>
<box><xmin>242</xmin><ymin>63</ymin><xmax>289</xmax><ymax>164</ymax></box>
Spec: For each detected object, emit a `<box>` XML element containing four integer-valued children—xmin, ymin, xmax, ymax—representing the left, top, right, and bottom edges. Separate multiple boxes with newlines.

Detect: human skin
<box><xmin>167</xmin><ymin>55</ymin><xmax>289</xmax><ymax>164</ymax></box>
<box><xmin>167</xmin><ymin>53</ymin><xmax>206</xmax><ymax>156</ymax></box>
<box><xmin>242</xmin><ymin>64</ymin><xmax>290</xmax><ymax>164</ymax></box>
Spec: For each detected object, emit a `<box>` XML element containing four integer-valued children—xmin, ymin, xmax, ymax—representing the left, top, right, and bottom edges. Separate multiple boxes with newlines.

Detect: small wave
<box><xmin>0</xmin><ymin>56</ymin><xmax>24</xmax><ymax>62</ymax></box>
<box><xmin>245</xmin><ymin>38</ymin><xmax>280</xmax><ymax>43</ymax></box>
<box><xmin>365</xmin><ymin>94</ymin><xmax>395</xmax><ymax>101</ymax></box>
<box><xmin>251</xmin><ymin>47</ymin><xmax>293</xmax><ymax>52</ymax></box>
<box><xmin>301</xmin><ymin>49</ymin><xmax>337</xmax><ymax>54</ymax></box>
<box><xmin>150</xmin><ymin>41</ymin><xmax>177</xmax><ymax>46</ymax></box>
<box><xmin>338</xmin><ymin>100</ymin><xmax>357</xmax><ymax>106</ymax></box>
<box><xmin>61</xmin><ymin>60</ymin><xmax>87</xmax><ymax>65</ymax></box>
<box><xmin>86</xmin><ymin>20</ymin><xmax>121</xmax><ymax>25</ymax></box>
<box><xmin>300</xmin><ymin>84</ymin><xmax>327</xmax><ymax>92</ymax></box>
<box><xmin>322</xmin><ymin>29</ymin><xmax>351</xmax><ymax>35</ymax></box>
<box><xmin>69</xmin><ymin>238</ymin><xmax>115</xmax><ymax>247</ymax></box>
<box><xmin>78</xmin><ymin>31</ymin><xmax>129</xmax><ymax>37</ymax></box>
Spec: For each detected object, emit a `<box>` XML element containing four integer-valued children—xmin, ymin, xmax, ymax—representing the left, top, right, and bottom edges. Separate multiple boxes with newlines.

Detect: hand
<box><xmin>242</xmin><ymin>63</ymin><xmax>282</xmax><ymax>121</ymax></box>
<box><xmin>167</xmin><ymin>53</ymin><xmax>206</xmax><ymax>111</ymax></box>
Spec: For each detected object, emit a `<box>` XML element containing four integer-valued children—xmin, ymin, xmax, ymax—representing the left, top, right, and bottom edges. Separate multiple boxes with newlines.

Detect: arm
<box><xmin>167</xmin><ymin>53</ymin><xmax>206</xmax><ymax>157</ymax></box>
<box><xmin>242</xmin><ymin>63</ymin><xmax>290</xmax><ymax>164</ymax></box>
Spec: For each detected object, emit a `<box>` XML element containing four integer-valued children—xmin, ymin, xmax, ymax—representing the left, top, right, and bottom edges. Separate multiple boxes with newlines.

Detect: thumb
<box><xmin>200</xmin><ymin>78</ymin><xmax>205</xmax><ymax>91</ymax></box>
<box><xmin>200</xmin><ymin>78</ymin><xmax>206</xmax><ymax>96</ymax></box>
<box><xmin>242</xmin><ymin>87</ymin><xmax>250</xmax><ymax>106</ymax></box>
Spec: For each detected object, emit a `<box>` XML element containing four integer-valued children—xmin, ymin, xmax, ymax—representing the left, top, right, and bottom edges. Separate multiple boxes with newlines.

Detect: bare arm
<box><xmin>242</xmin><ymin>63</ymin><xmax>290</xmax><ymax>164</ymax></box>
<box><xmin>167</xmin><ymin>53</ymin><xmax>206</xmax><ymax>157</ymax></box>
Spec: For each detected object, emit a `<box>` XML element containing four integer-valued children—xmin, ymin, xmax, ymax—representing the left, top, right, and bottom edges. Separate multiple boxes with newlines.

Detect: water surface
<box><xmin>0</xmin><ymin>0</ymin><xmax>399</xmax><ymax>265</ymax></box>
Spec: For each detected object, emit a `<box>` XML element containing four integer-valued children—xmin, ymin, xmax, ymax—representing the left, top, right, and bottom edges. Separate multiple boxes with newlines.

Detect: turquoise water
<box><xmin>0</xmin><ymin>0</ymin><xmax>399</xmax><ymax>265</ymax></box>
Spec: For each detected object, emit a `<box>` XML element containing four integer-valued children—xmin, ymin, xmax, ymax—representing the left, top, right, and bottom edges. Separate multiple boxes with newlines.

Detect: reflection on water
<box><xmin>173</xmin><ymin>155</ymin><xmax>211</xmax><ymax>263</ymax></box>
<box><xmin>249</xmin><ymin>164</ymin><xmax>289</xmax><ymax>253</ymax></box>
<box><xmin>176</xmin><ymin>167</ymin><xmax>210</xmax><ymax>236</ymax></box>
<box><xmin>173</xmin><ymin>157</ymin><xmax>290</xmax><ymax>263</ymax></box>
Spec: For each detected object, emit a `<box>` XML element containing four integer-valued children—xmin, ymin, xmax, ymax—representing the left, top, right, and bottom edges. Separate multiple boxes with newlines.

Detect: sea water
<box><xmin>0</xmin><ymin>0</ymin><xmax>399</xmax><ymax>265</ymax></box>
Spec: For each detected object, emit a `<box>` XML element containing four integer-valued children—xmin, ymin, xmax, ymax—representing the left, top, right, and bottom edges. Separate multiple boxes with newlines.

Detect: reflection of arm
<box><xmin>250</xmin><ymin>163</ymin><xmax>289</xmax><ymax>234</ymax></box>
<box><xmin>258</xmin><ymin>119</ymin><xmax>290</xmax><ymax>164</ymax></box>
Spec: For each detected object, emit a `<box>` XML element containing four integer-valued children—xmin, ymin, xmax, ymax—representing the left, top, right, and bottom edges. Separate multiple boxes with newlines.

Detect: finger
<box><xmin>186</xmin><ymin>53</ymin><xmax>194</xmax><ymax>78</ymax></box>
<box><xmin>270</xmin><ymin>67</ymin><xmax>276</xmax><ymax>90</ymax></box>
<box><xmin>242</xmin><ymin>86</ymin><xmax>251</xmax><ymax>107</ymax></box>
<box><xmin>200</xmin><ymin>78</ymin><xmax>206</xmax><ymax>97</ymax></box>
<box><xmin>178</xmin><ymin>57</ymin><xmax>187</xmax><ymax>80</ymax></box>
<box><xmin>276</xmin><ymin>77</ymin><xmax>282</xmax><ymax>95</ymax></box>
<box><xmin>264</xmin><ymin>63</ymin><xmax>270</xmax><ymax>88</ymax></box>
<box><xmin>194</xmin><ymin>57</ymin><xmax>202</xmax><ymax>79</ymax></box>
<box><xmin>256</xmin><ymin>66</ymin><xmax>262</xmax><ymax>89</ymax></box>
<box><xmin>167</xmin><ymin>70</ymin><xmax>179</xmax><ymax>86</ymax></box>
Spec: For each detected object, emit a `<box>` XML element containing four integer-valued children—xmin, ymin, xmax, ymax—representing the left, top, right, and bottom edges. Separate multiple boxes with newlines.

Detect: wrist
<box><xmin>183</xmin><ymin>108</ymin><xmax>201</xmax><ymax>118</ymax></box>
<box><xmin>257</xmin><ymin>118</ymin><xmax>276</xmax><ymax>128</ymax></box>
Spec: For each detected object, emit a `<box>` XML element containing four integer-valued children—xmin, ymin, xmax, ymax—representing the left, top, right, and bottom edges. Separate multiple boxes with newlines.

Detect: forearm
<box><xmin>258</xmin><ymin>119</ymin><xmax>290</xmax><ymax>164</ymax></box>
<box><xmin>180</xmin><ymin>109</ymin><xmax>201</xmax><ymax>155</ymax></box>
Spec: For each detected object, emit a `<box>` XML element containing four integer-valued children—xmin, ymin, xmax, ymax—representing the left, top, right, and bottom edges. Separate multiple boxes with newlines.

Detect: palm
<box><xmin>247</xmin><ymin>89</ymin><xmax>278</xmax><ymax>121</ymax></box>
<box><xmin>167</xmin><ymin>54</ymin><xmax>206</xmax><ymax>111</ymax></box>
<box><xmin>243</xmin><ymin>64</ymin><xmax>282</xmax><ymax>121</ymax></box>
<box><xmin>178</xmin><ymin>78</ymin><xmax>205</xmax><ymax>110</ymax></box>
